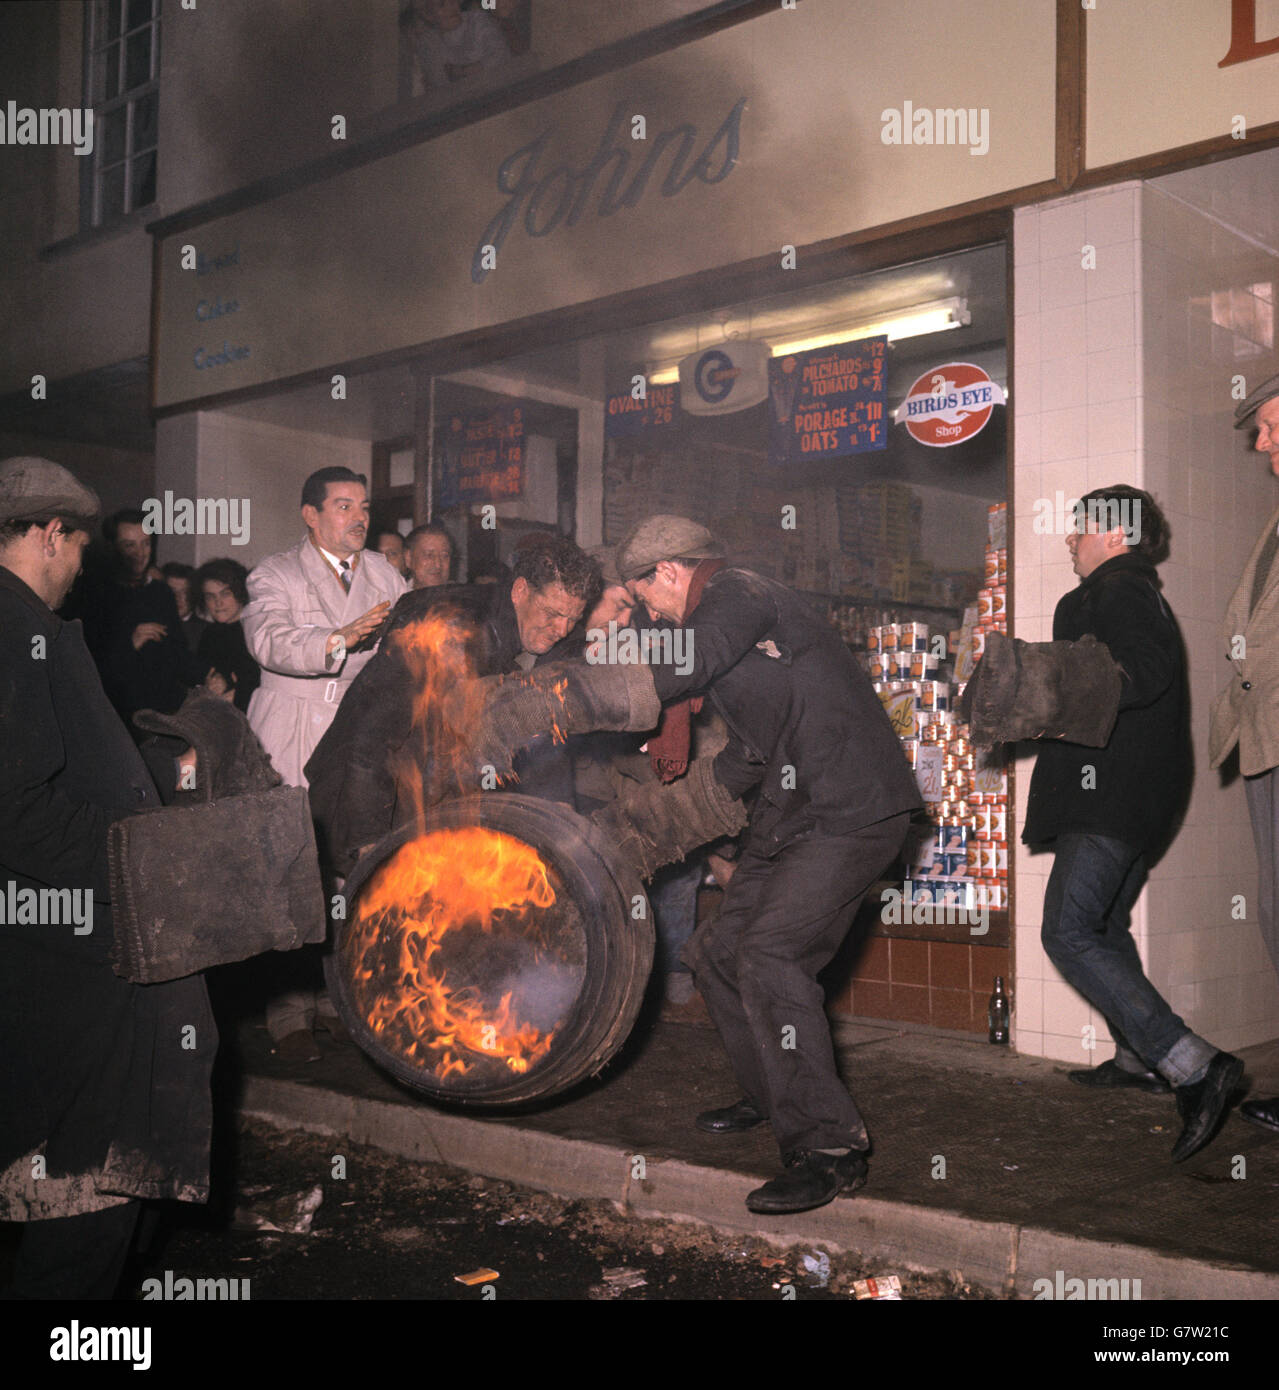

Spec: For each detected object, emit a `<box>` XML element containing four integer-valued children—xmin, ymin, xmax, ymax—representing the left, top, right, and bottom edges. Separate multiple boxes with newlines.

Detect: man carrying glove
<box><xmin>1024</xmin><ymin>484</ymin><xmax>1242</xmax><ymax>1161</ymax></box>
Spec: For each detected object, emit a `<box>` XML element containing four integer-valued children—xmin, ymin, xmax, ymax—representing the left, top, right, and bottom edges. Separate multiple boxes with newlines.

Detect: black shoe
<box><xmin>1068</xmin><ymin>1059</ymin><xmax>1170</xmax><ymax>1093</ymax></box>
<box><xmin>1171</xmin><ymin>1052</ymin><xmax>1244</xmax><ymax>1162</ymax></box>
<box><xmin>745</xmin><ymin>1149</ymin><xmax>868</xmax><ymax>1215</ymax></box>
<box><xmin>696</xmin><ymin>1098</ymin><xmax>768</xmax><ymax>1133</ymax></box>
<box><xmin>1240</xmin><ymin>1095</ymin><xmax>1279</xmax><ymax>1134</ymax></box>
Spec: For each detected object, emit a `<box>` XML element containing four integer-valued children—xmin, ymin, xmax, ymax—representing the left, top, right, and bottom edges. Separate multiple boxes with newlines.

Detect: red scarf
<box><xmin>647</xmin><ymin>558</ymin><xmax>724</xmax><ymax>782</ymax></box>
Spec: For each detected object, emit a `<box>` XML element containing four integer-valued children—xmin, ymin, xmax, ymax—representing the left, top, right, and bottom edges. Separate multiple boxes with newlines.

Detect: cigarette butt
<box><xmin>454</xmin><ymin>1268</ymin><xmax>500</xmax><ymax>1285</ymax></box>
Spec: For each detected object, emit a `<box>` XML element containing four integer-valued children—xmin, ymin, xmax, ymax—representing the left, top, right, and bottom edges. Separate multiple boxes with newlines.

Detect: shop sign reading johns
<box><xmin>472</xmin><ymin>99</ymin><xmax>746</xmax><ymax>285</ymax></box>
<box><xmin>152</xmin><ymin>0</ymin><xmax>1056</xmax><ymax>410</ymax></box>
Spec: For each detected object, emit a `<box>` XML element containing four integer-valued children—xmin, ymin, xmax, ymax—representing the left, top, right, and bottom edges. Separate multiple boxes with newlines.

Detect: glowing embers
<box><xmin>342</xmin><ymin>826</ymin><xmax>586</xmax><ymax>1089</ymax></box>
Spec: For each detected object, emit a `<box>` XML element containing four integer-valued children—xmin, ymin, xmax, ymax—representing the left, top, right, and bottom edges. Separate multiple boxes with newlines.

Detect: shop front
<box><xmin>146</xmin><ymin>0</ymin><xmax>1279</xmax><ymax>1056</ymax></box>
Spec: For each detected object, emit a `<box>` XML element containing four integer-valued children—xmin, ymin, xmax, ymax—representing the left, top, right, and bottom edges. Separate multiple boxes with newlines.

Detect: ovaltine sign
<box><xmin>472</xmin><ymin>99</ymin><xmax>746</xmax><ymax>284</ymax></box>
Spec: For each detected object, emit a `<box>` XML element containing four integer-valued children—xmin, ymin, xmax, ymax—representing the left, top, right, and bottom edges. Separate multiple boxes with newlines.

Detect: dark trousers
<box><xmin>685</xmin><ymin>813</ymin><xmax>910</xmax><ymax>1155</ymax></box>
<box><xmin>6</xmin><ymin>1200</ymin><xmax>140</xmax><ymax>1300</ymax></box>
<box><xmin>1041</xmin><ymin>834</ymin><xmax>1215</xmax><ymax>1087</ymax></box>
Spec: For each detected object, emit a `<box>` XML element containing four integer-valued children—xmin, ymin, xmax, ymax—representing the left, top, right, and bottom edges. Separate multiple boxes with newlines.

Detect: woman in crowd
<box><xmin>193</xmin><ymin>558</ymin><xmax>260</xmax><ymax>712</ymax></box>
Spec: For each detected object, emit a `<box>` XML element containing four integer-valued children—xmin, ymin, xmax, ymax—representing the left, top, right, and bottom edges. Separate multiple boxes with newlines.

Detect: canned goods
<box><xmin>867</xmin><ymin>627</ymin><xmax>881</xmax><ymax>652</ymax></box>
<box><xmin>971</xmin><ymin>628</ymin><xmax>987</xmax><ymax>660</ymax></box>
<box><xmin>977</xmin><ymin>589</ymin><xmax>993</xmax><ymax>620</ymax></box>
<box><xmin>882</xmin><ymin>624</ymin><xmax>899</xmax><ymax>652</ymax></box>
<box><xmin>989</xmin><ymin>806</ymin><xmax>1007</xmax><ymax>840</ymax></box>
<box><xmin>967</xmin><ymin>843</ymin><xmax>983</xmax><ymax>875</ymax></box>
<box><xmin>992</xmin><ymin>587</ymin><xmax>1006</xmax><ymax>618</ymax></box>
<box><xmin>920</xmin><ymin>680</ymin><xmax>950</xmax><ymax>711</ymax></box>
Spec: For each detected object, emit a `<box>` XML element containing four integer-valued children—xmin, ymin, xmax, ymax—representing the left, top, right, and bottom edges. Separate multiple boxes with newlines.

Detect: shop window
<box><xmin>82</xmin><ymin>0</ymin><xmax>160</xmax><ymax>228</ymax></box>
<box><xmin>595</xmin><ymin>243</ymin><xmax>1011</xmax><ymax>993</ymax></box>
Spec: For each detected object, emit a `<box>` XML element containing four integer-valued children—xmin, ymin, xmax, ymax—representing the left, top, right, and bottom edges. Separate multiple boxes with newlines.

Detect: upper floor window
<box><xmin>398</xmin><ymin>0</ymin><xmax>530</xmax><ymax>103</ymax></box>
<box><xmin>83</xmin><ymin>0</ymin><xmax>160</xmax><ymax>227</ymax></box>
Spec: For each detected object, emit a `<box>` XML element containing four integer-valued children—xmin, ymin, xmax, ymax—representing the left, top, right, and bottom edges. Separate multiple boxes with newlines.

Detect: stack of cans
<box><xmin>870</xmin><ymin>603</ymin><xmax>1010</xmax><ymax>914</ymax></box>
<box><xmin>972</xmin><ymin>503</ymin><xmax>1008</xmax><ymax>662</ymax></box>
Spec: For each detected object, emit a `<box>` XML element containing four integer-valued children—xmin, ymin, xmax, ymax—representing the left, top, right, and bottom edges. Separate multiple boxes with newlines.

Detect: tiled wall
<box><xmin>837</xmin><ymin>938</ymin><xmax>1011</xmax><ymax>1036</ymax></box>
<box><xmin>1011</xmin><ymin>171</ymin><xmax>1279</xmax><ymax>1064</ymax></box>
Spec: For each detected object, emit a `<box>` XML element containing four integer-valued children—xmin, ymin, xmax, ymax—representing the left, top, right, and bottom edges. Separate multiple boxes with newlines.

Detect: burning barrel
<box><xmin>325</xmin><ymin>793</ymin><xmax>654</xmax><ymax>1106</ymax></box>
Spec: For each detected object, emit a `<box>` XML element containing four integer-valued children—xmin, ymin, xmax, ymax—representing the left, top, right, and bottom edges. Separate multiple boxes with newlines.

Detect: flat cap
<box><xmin>617</xmin><ymin>515</ymin><xmax>723</xmax><ymax>581</ymax></box>
<box><xmin>1234</xmin><ymin>371</ymin><xmax>1279</xmax><ymax>428</ymax></box>
<box><xmin>589</xmin><ymin>544</ymin><xmax>623</xmax><ymax>587</ymax></box>
<box><xmin>0</xmin><ymin>455</ymin><xmax>101</xmax><ymax>525</ymax></box>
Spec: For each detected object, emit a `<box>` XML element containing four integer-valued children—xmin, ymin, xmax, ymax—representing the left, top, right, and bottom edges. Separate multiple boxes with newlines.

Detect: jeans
<box><xmin>1041</xmin><ymin>834</ymin><xmax>1215</xmax><ymax>1087</ymax></box>
<box><xmin>648</xmin><ymin>855</ymin><xmax>704</xmax><ymax>976</ymax></box>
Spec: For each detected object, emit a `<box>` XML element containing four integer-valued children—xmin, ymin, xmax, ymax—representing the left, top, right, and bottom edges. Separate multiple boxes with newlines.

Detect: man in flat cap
<box><xmin>616</xmin><ymin>515</ymin><xmax>922</xmax><ymax>1214</ymax></box>
<box><xmin>1210</xmin><ymin>372</ymin><xmax>1279</xmax><ymax>1137</ymax></box>
<box><xmin>0</xmin><ymin>457</ymin><xmax>216</xmax><ymax>1297</ymax></box>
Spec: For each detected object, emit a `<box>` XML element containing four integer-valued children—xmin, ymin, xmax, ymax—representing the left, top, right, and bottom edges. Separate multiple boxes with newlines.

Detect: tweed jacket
<box><xmin>1209</xmin><ymin>500</ymin><xmax>1279</xmax><ymax>776</ymax></box>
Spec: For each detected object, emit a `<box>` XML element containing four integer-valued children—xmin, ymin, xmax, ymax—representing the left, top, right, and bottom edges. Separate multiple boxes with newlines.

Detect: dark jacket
<box><xmin>648</xmin><ymin>567</ymin><xmax>922</xmax><ymax>855</ymax></box>
<box><xmin>305</xmin><ymin>581</ymin><xmax>571</xmax><ymax>872</ymax></box>
<box><xmin>0</xmin><ymin>565</ymin><xmax>215</xmax><ymax>1218</ymax></box>
<box><xmin>79</xmin><ymin>572</ymin><xmax>190</xmax><ymax>728</ymax></box>
<box><xmin>192</xmin><ymin>617</ymin><xmax>261</xmax><ymax>713</ymax></box>
<box><xmin>1022</xmin><ymin>552</ymin><xmax>1191</xmax><ymax>853</ymax></box>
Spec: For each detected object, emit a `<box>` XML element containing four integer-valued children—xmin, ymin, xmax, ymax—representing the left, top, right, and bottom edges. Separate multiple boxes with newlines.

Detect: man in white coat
<box><xmin>243</xmin><ymin>466</ymin><xmax>407</xmax><ymax>1058</ymax></box>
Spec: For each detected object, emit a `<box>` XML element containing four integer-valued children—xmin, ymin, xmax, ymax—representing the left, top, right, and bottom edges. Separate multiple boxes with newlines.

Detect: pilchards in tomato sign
<box><xmin>767</xmin><ymin>336</ymin><xmax>888</xmax><ymax>466</ymax></box>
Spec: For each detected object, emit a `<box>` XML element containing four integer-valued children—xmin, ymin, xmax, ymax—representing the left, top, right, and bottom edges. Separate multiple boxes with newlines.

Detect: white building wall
<box><xmin>1011</xmin><ymin>177</ymin><xmax>1279</xmax><ymax>1062</ymax></box>
<box><xmin>154</xmin><ymin>410</ymin><xmax>372</xmax><ymax>569</ymax></box>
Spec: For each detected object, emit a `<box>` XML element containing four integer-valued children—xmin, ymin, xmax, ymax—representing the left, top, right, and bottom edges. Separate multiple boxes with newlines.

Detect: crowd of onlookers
<box><xmin>63</xmin><ymin>507</ymin><xmax>503</xmax><ymax>739</ymax></box>
<box><xmin>62</xmin><ymin>509</ymin><xmax>263</xmax><ymax>730</ymax></box>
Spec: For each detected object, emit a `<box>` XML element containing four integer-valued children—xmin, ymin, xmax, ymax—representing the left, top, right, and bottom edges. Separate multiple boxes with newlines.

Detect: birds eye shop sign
<box><xmin>893</xmin><ymin>362</ymin><xmax>1006</xmax><ymax>447</ymax></box>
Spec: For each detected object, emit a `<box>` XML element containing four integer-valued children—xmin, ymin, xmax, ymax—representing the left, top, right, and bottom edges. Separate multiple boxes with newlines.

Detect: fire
<box><xmin>346</xmin><ymin>826</ymin><xmax>561</xmax><ymax>1080</ymax></box>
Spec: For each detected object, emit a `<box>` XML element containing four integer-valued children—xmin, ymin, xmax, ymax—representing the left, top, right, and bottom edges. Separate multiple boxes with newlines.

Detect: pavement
<box><xmin>222</xmin><ymin>994</ymin><xmax>1279</xmax><ymax>1300</ymax></box>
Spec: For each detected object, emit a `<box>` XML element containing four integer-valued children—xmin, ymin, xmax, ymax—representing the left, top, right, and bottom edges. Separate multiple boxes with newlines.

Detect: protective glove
<box><xmin>443</xmin><ymin>660</ymin><xmax>662</xmax><ymax>779</ymax></box>
<box><xmin>590</xmin><ymin>755</ymin><xmax>749</xmax><ymax>882</ymax></box>
<box><xmin>958</xmin><ymin>630</ymin><xmax>1122</xmax><ymax>748</ymax></box>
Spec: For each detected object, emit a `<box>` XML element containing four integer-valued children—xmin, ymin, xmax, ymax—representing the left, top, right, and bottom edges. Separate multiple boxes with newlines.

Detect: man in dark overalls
<box><xmin>616</xmin><ymin>515</ymin><xmax>922</xmax><ymax>1214</ymax></box>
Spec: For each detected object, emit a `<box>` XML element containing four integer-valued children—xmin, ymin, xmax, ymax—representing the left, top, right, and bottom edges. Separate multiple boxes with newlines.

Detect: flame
<box><xmin>392</xmin><ymin>610</ymin><xmax>496</xmax><ymax>809</ymax></box>
<box><xmin>346</xmin><ymin>826</ymin><xmax>561</xmax><ymax>1080</ymax></box>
